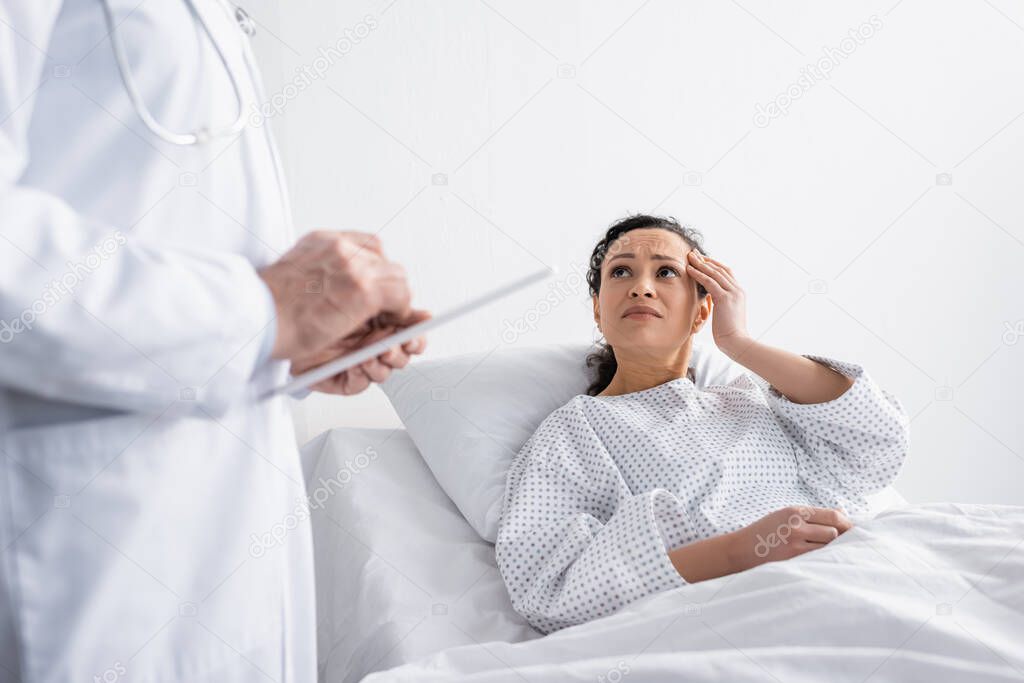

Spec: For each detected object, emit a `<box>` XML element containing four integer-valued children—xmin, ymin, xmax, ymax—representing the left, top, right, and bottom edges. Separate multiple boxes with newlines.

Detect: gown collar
<box><xmin>593</xmin><ymin>367</ymin><xmax>696</xmax><ymax>400</ymax></box>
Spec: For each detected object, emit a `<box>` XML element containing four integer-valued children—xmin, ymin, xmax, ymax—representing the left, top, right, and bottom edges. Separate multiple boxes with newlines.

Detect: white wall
<box><xmin>246</xmin><ymin>0</ymin><xmax>1024</xmax><ymax>506</ymax></box>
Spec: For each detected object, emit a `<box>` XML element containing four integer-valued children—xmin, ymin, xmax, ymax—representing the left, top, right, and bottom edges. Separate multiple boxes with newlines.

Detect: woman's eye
<box><xmin>610</xmin><ymin>265</ymin><xmax>678</xmax><ymax>278</ymax></box>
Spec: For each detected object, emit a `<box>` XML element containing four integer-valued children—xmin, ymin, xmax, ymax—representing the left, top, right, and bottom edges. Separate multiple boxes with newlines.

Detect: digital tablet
<box><xmin>261</xmin><ymin>265</ymin><xmax>556</xmax><ymax>399</ymax></box>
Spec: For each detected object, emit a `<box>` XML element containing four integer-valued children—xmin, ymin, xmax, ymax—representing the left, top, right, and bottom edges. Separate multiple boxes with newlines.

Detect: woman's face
<box><xmin>592</xmin><ymin>228</ymin><xmax>710</xmax><ymax>359</ymax></box>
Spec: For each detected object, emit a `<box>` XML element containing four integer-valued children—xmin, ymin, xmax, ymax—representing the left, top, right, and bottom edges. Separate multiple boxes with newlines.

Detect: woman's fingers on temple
<box><xmin>693</xmin><ymin>252</ymin><xmax>739</xmax><ymax>287</ymax></box>
<box><xmin>699</xmin><ymin>260</ymin><xmax>735</xmax><ymax>290</ymax></box>
<box><xmin>686</xmin><ymin>263</ymin><xmax>709</xmax><ymax>285</ymax></box>
<box><xmin>708</xmin><ymin>262</ymin><xmax>737</xmax><ymax>286</ymax></box>
<box><xmin>704</xmin><ymin>255</ymin><xmax>732</xmax><ymax>272</ymax></box>
<box><xmin>686</xmin><ymin>263</ymin><xmax>726</xmax><ymax>294</ymax></box>
<box><xmin>687</xmin><ymin>252</ymin><xmax>721</xmax><ymax>279</ymax></box>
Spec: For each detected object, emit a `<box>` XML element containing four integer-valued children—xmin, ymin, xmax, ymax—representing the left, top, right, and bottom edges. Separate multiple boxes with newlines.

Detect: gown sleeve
<box><xmin>495</xmin><ymin>402</ymin><xmax>689</xmax><ymax>634</ymax></box>
<box><xmin>761</xmin><ymin>354</ymin><xmax>911</xmax><ymax>503</ymax></box>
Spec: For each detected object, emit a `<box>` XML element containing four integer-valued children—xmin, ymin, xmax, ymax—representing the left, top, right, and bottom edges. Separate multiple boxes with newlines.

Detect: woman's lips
<box><xmin>622</xmin><ymin>305</ymin><xmax>662</xmax><ymax>320</ymax></box>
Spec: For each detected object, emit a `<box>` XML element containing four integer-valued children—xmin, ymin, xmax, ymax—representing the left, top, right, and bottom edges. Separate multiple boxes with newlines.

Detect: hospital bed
<box><xmin>299</xmin><ymin>344</ymin><xmax>1024</xmax><ymax>682</ymax></box>
<box><xmin>301</xmin><ymin>426</ymin><xmax>537</xmax><ymax>682</ymax></box>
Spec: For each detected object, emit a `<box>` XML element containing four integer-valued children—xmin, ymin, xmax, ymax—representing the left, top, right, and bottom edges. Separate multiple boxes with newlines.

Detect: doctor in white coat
<box><xmin>0</xmin><ymin>2</ymin><xmax>428</xmax><ymax>681</ymax></box>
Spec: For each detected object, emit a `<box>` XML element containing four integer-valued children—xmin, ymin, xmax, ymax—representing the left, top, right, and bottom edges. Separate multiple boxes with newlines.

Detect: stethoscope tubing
<box><xmin>99</xmin><ymin>0</ymin><xmax>248</xmax><ymax>146</ymax></box>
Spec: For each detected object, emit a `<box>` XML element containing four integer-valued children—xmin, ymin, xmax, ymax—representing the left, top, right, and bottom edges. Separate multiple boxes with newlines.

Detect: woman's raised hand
<box><xmin>685</xmin><ymin>250</ymin><xmax>750</xmax><ymax>355</ymax></box>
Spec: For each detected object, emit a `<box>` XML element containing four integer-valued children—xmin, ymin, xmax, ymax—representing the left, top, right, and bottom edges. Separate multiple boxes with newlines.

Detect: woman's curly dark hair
<box><xmin>585</xmin><ymin>214</ymin><xmax>709</xmax><ymax>396</ymax></box>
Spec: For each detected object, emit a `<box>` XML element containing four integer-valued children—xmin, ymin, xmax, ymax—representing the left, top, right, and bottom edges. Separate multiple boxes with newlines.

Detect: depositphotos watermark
<box><xmin>754</xmin><ymin>506</ymin><xmax>813</xmax><ymax>558</ymax></box>
<box><xmin>500</xmin><ymin>235</ymin><xmax>635</xmax><ymax>344</ymax></box>
<box><xmin>248</xmin><ymin>14</ymin><xmax>379</xmax><ymax>127</ymax></box>
<box><xmin>753</xmin><ymin>15</ymin><xmax>883</xmax><ymax>128</ymax></box>
<box><xmin>500</xmin><ymin>260</ymin><xmax>589</xmax><ymax>344</ymax></box>
<box><xmin>1002</xmin><ymin>319</ymin><xmax>1023</xmax><ymax>345</ymax></box>
<box><xmin>93</xmin><ymin>661</ymin><xmax>126</xmax><ymax>683</ymax></box>
<box><xmin>248</xmin><ymin>446</ymin><xmax>378</xmax><ymax>558</ymax></box>
<box><xmin>0</xmin><ymin>230</ymin><xmax>127</xmax><ymax>344</ymax></box>
<box><xmin>597</xmin><ymin>661</ymin><xmax>631</xmax><ymax>683</ymax></box>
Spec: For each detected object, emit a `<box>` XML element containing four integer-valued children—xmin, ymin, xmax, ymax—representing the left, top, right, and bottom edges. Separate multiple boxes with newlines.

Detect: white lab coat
<box><xmin>0</xmin><ymin>2</ymin><xmax>315</xmax><ymax>681</ymax></box>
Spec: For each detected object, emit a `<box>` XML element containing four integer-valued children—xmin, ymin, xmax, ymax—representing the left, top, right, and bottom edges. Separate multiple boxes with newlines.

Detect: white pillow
<box><xmin>380</xmin><ymin>341</ymin><xmax>745</xmax><ymax>541</ymax></box>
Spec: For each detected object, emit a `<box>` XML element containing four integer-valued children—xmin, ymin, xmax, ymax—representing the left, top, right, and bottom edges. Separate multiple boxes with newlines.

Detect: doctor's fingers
<box><xmin>337</xmin><ymin>360</ymin><xmax>390</xmax><ymax>392</ymax></box>
<box><xmin>362</xmin><ymin>315</ymin><xmax>429</xmax><ymax>369</ymax></box>
<box><xmin>374</xmin><ymin>307</ymin><xmax>432</xmax><ymax>330</ymax></box>
<box><xmin>376</xmin><ymin>337</ymin><xmax>424</xmax><ymax>371</ymax></box>
<box><xmin>360</xmin><ymin>260</ymin><xmax>413</xmax><ymax>319</ymax></box>
<box><xmin>319</xmin><ymin>259</ymin><xmax>411</xmax><ymax>327</ymax></box>
<box><xmin>342</xmin><ymin>366</ymin><xmax>374</xmax><ymax>395</ymax></box>
<box><xmin>297</xmin><ymin>230</ymin><xmax>384</xmax><ymax>259</ymax></box>
<box><xmin>358</xmin><ymin>357</ymin><xmax>392</xmax><ymax>383</ymax></box>
<box><xmin>314</xmin><ymin>353</ymin><xmax>400</xmax><ymax>395</ymax></box>
<box><xmin>338</xmin><ymin>231</ymin><xmax>385</xmax><ymax>258</ymax></box>
<box><xmin>374</xmin><ymin>309</ymin><xmax>432</xmax><ymax>356</ymax></box>
<box><xmin>402</xmin><ymin>335</ymin><xmax>428</xmax><ymax>355</ymax></box>
<box><xmin>314</xmin><ymin>366</ymin><xmax>372</xmax><ymax>396</ymax></box>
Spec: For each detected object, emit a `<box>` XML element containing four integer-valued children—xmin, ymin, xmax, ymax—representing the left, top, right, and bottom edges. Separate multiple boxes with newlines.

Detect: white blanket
<box><xmin>367</xmin><ymin>503</ymin><xmax>1024</xmax><ymax>682</ymax></box>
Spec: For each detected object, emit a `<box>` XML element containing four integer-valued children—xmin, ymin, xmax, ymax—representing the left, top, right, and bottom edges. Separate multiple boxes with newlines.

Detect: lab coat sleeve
<box><xmin>763</xmin><ymin>355</ymin><xmax>911</xmax><ymax>499</ymax></box>
<box><xmin>495</xmin><ymin>407</ymin><xmax>688</xmax><ymax>634</ymax></box>
<box><xmin>0</xmin><ymin>3</ymin><xmax>279</xmax><ymax>415</ymax></box>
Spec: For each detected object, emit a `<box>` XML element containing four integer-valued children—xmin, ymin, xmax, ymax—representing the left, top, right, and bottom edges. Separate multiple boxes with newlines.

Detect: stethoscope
<box><xmin>100</xmin><ymin>0</ymin><xmax>255</xmax><ymax>146</ymax></box>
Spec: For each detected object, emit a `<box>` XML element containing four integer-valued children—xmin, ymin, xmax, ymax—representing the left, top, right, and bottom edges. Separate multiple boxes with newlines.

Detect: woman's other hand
<box><xmin>726</xmin><ymin>505</ymin><xmax>853</xmax><ymax>573</ymax></box>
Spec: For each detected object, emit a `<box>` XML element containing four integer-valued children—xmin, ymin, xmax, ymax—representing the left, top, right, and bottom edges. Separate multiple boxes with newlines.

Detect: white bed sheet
<box><xmin>364</xmin><ymin>501</ymin><xmax>1024</xmax><ymax>682</ymax></box>
<box><xmin>300</xmin><ymin>427</ymin><xmax>539</xmax><ymax>683</ymax></box>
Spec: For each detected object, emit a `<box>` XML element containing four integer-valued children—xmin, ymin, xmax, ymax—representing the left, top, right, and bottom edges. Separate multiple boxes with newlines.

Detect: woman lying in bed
<box><xmin>495</xmin><ymin>214</ymin><xmax>911</xmax><ymax>634</ymax></box>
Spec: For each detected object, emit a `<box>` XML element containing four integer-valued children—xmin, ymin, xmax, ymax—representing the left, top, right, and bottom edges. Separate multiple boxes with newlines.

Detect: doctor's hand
<box><xmin>289</xmin><ymin>309</ymin><xmax>431</xmax><ymax>395</ymax></box>
<box><xmin>258</xmin><ymin>230</ymin><xmax>429</xmax><ymax>393</ymax></box>
<box><xmin>684</xmin><ymin>250</ymin><xmax>750</xmax><ymax>356</ymax></box>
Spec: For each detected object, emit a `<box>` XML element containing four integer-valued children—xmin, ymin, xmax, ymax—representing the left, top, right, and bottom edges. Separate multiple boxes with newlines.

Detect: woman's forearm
<box><xmin>717</xmin><ymin>337</ymin><xmax>854</xmax><ymax>405</ymax></box>
<box><xmin>668</xmin><ymin>531</ymin><xmax>740</xmax><ymax>583</ymax></box>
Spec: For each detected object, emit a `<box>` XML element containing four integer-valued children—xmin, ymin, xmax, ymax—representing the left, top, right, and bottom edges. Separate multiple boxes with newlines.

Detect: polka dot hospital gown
<box><xmin>495</xmin><ymin>355</ymin><xmax>911</xmax><ymax>634</ymax></box>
